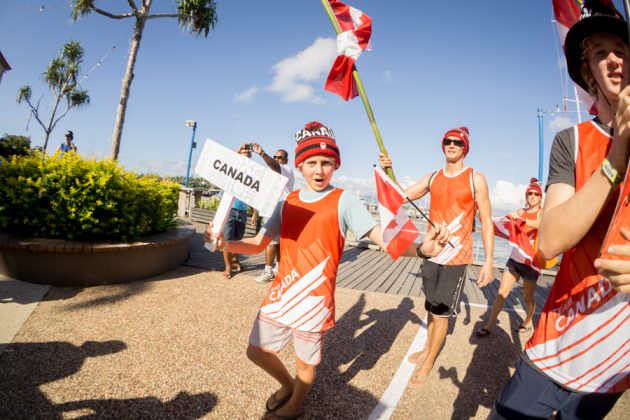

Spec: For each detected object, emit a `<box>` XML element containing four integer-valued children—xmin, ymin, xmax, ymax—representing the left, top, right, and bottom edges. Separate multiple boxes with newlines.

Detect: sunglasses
<box><xmin>443</xmin><ymin>139</ymin><xmax>465</xmax><ymax>147</ymax></box>
<box><xmin>527</xmin><ymin>191</ymin><xmax>541</xmax><ymax>196</ymax></box>
<box><xmin>273</xmin><ymin>155</ymin><xmax>285</xmax><ymax>160</ymax></box>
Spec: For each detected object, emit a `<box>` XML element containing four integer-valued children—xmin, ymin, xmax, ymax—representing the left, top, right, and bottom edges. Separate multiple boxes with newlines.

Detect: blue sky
<box><xmin>0</xmin><ymin>1</ymin><xmax>609</xmax><ymax>214</ymax></box>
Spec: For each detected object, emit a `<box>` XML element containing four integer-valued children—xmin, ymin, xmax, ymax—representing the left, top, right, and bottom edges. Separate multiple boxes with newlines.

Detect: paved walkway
<box><xmin>0</xmin><ymin>230</ymin><xmax>628</xmax><ymax>419</ymax></box>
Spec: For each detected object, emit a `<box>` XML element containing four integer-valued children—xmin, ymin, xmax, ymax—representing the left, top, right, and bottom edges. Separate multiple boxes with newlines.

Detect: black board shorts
<box><xmin>421</xmin><ymin>260</ymin><xmax>467</xmax><ymax>317</ymax></box>
<box><xmin>505</xmin><ymin>258</ymin><xmax>539</xmax><ymax>282</ymax></box>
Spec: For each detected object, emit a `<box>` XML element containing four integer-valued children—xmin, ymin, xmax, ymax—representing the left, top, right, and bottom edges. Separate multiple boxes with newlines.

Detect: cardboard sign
<box><xmin>194</xmin><ymin>139</ymin><xmax>288</xmax><ymax>217</ymax></box>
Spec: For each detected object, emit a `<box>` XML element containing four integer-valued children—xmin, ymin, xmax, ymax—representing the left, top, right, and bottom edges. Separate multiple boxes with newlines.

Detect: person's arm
<box><xmin>205</xmin><ymin>228</ymin><xmax>272</xmax><ymax>255</ymax></box>
<box><xmin>378</xmin><ymin>153</ymin><xmax>431</xmax><ymax>200</ymax></box>
<box><xmin>365</xmin><ymin>221</ymin><xmax>452</xmax><ymax>258</ymax></box>
<box><xmin>252</xmin><ymin>143</ymin><xmax>281</xmax><ymax>173</ymax></box>
<box><xmin>473</xmin><ymin>171</ymin><xmax>494</xmax><ymax>287</ymax></box>
<box><xmin>540</xmin><ymin>88</ymin><xmax>630</xmax><ymax>259</ymax></box>
<box><xmin>594</xmin><ymin>226</ymin><xmax>630</xmax><ymax>293</ymax></box>
<box><xmin>524</xmin><ymin>212</ymin><xmax>540</xmax><ymax>230</ymax></box>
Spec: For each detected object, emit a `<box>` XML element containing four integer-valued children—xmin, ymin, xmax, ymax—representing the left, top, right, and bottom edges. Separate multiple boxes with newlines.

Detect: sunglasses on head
<box><xmin>443</xmin><ymin>138</ymin><xmax>465</xmax><ymax>147</ymax></box>
<box><xmin>527</xmin><ymin>191</ymin><xmax>541</xmax><ymax>196</ymax></box>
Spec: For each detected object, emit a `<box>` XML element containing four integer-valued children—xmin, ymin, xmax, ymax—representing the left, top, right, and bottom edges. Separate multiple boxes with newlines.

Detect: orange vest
<box><xmin>525</xmin><ymin>120</ymin><xmax>629</xmax><ymax>393</ymax></box>
<box><xmin>428</xmin><ymin>167</ymin><xmax>475</xmax><ymax>265</ymax></box>
<box><xmin>259</xmin><ymin>188</ymin><xmax>345</xmax><ymax>332</ymax></box>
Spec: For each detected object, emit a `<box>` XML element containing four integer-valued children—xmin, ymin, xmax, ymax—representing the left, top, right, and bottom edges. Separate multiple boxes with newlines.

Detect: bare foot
<box><xmin>408</xmin><ymin>349</ymin><xmax>427</xmax><ymax>364</ymax></box>
<box><xmin>231</xmin><ymin>262</ymin><xmax>242</xmax><ymax>273</ymax></box>
<box><xmin>408</xmin><ymin>369</ymin><xmax>430</xmax><ymax>389</ymax></box>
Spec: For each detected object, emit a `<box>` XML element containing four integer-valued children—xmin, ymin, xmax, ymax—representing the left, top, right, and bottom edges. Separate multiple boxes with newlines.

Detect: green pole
<box><xmin>320</xmin><ymin>0</ymin><xmax>395</xmax><ymax>181</ymax></box>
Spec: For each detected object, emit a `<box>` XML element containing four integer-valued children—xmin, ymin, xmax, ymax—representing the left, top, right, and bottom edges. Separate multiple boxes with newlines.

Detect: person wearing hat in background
<box><xmin>249</xmin><ymin>143</ymin><xmax>296</xmax><ymax>284</ymax></box>
<box><xmin>57</xmin><ymin>130</ymin><xmax>78</xmax><ymax>155</ymax></box>
<box><xmin>207</xmin><ymin>121</ymin><xmax>451</xmax><ymax>419</ymax></box>
<box><xmin>492</xmin><ymin>2</ymin><xmax>629</xmax><ymax>418</ymax></box>
<box><xmin>379</xmin><ymin>125</ymin><xmax>494</xmax><ymax>388</ymax></box>
<box><xmin>477</xmin><ymin>178</ymin><xmax>543</xmax><ymax>338</ymax></box>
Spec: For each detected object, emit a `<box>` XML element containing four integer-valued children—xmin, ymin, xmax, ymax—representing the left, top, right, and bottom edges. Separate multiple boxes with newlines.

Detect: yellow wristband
<box><xmin>601</xmin><ymin>158</ymin><xmax>622</xmax><ymax>185</ymax></box>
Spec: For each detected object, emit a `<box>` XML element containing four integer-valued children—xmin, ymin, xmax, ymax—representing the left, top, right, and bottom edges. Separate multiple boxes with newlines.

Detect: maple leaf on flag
<box><xmin>552</xmin><ymin>0</ymin><xmax>597</xmax><ymax>114</ymax></box>
<box><xmin>493</xmin><ymin>215</ymin><xmax>541</xmax><ymax>273</ymax></box>
<box><xmin>374</xmin><ymin>166</ymin><xmax>420</xmax><ymax>260</ymax></box>
<box><xmin>325</xmin><ymin>0</ymin><xmax>372</xmax><ymax>101</ymax></box>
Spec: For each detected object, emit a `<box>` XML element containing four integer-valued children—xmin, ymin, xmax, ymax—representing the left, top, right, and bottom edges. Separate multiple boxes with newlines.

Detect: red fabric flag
<box><xmin>493</xmin><ymin>215</ymin><xmax>541</xmax><ymax>273</ymax></box>
<box><xmin>552</xmin><ymin>0</ymin><xmax>597</xmax><ymax>114</ymax></box>
<box><xmin>374</xmin><ymin>166</ymin><xmax>420</xmax><ymax>260</ymax></box>
<box><xmin>325</xmin><ymin>0</ymin><xmax>372</xmax><ymax>100</ymax></box>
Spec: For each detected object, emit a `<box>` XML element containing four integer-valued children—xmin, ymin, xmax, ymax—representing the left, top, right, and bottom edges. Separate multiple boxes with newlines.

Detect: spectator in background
<box><xmin>251</xmin><ymin>143</ymin><xmax>295</xmax><ymax>284</ymax></box>
<box><xmin>58</xmin><ymin>130</ymin><xmax>77</xmax><ymax>155</ymax></box>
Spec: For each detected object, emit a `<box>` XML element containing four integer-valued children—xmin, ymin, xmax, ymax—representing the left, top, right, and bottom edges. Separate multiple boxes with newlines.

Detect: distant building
<box><xmin>0</xmin><ymin>51</ymin><xmax>10</xmax><ymax>84</ymax></box>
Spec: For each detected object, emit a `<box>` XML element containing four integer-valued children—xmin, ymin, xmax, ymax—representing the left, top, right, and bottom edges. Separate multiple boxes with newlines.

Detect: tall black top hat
<box><xmin>565</xmin><ymin>0</ymin><xmax>628</xmax><ymax>92</ymax></box>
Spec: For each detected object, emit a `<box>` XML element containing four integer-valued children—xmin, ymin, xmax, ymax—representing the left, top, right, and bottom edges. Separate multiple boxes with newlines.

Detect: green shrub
<box><xmin>198</xmin><ymin>195</ymin><xmax>220</xmax><ymax>211</ymax></box>
<box><xmin>0</xmin><ymin>153</ymin><xmax>180</xmax><ymax>241</ymax></box>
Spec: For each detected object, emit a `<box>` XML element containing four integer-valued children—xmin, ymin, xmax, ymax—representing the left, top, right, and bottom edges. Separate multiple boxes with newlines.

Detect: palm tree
<box><xmin>71</xmin><ymin>0</ymin><xmax>218</xmax><ymax>160</ymax></box>
<box><xmin>16</xmin><ymin>40</ymin><xmax>90</xmax><ymax>152</ymax></box>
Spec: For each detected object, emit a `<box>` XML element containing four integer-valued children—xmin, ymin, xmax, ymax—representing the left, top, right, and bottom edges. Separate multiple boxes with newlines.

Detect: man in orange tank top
<box><xmin>207</xmin><ymin>121</ymin><xmax>451</xmax><ymax>419</ymax></box>
<box><xmin>380</xmin><ymin>126</ymin><xmax>494</xmax><ymax>387</ymax></box>
<box><xmin>493</xmin><ymin>3</ymin><xmax>630</xmax><ymax>418</ymax></box>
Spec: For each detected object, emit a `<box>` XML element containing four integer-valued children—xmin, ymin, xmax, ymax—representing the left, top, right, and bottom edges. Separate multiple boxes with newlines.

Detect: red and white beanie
<box><xmin>526</xmin><ymin>177</ymin><xmax>543</xmax><ymax>196</ymax></box>
<box><xmin>294</xmin><ymin>121</ymin><xmax>341</xmax><ymax>168</ymax></box>
<box><xmin>442</xmin><ymin>126</ymin><xmax>470</xmax><ymax>156</ymax></box>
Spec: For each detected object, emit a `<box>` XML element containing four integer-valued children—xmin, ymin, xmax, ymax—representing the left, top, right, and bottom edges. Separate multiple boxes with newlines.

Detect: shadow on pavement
<box><xmin>305</xmin><ymin>294</ymin><xmax>421</xmax><ymax>418</ymax></box>
<box><xmin>0</xmin><ymin>339</ymin><xmax>217</xmax><ymax>418</ymax></box>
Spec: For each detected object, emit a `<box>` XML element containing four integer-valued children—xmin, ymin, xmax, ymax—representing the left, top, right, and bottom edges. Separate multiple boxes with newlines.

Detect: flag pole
<box><xmin>320</xmin><ymin>0</ymin><xmax>395</xmax><ymax>181</ymax></box>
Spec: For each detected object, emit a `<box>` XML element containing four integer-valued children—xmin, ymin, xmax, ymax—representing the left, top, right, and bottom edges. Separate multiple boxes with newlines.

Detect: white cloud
<box><xmin>490</xmin><ymin>180</ymin><xmax>527</xmax><ymax>215</ymax></box>
<box><xmin>267</xmin><ymin>37</ymin><xmax>337</xmax><ymax>103</ymax></box>
<box><xmin>383</xmin><ymin>70</ymin><xmax>392</xmax><ymax>84</ymax></box>
<box><xmin>548</xmin><ymin>115</ymin><xmax>573</xmax><ymax>132</ymax></box>
<box><xmin>233</xmin><ymin>85</ymin><xmax>258</xmax><ymax>103</ymax></box>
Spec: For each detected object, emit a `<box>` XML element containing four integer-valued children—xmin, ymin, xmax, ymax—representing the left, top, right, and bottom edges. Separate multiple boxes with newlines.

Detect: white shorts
<box><xmin>249</xmin><ymin>312</ymin><xmax>325</xmax><ymax>365</ymax></box>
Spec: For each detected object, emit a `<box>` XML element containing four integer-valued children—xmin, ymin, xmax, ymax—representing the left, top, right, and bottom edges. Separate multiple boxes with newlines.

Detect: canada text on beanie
<box><xmin>294</xmin><ymin>121</ymin><xmax>341</xmax><ymax>168</ymax></box>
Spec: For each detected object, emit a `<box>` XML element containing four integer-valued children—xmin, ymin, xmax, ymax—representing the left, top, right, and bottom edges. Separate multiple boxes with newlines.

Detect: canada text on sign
<box><xmin>194</xmin><ymin>139</ymin><xmax>288</xmax><ymax>217</ymax></box>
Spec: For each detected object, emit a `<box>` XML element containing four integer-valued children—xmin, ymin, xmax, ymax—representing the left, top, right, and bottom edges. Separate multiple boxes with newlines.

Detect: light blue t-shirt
<box><xmin>262</xmin><ymin>186</ymin><xmax>377</xmax><ymax>241</ymax></box>
<box><xmin>232</xmin><ymin>198</ymin><xmax>248</xmax><ymax>211</ymax></box>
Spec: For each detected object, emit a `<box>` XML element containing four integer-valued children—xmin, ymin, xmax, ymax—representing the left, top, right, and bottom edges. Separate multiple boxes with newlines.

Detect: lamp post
<box><xmin>184</xmin><ymin>120</ymin><xmax>197</xmax><ymax>189</ymax></box>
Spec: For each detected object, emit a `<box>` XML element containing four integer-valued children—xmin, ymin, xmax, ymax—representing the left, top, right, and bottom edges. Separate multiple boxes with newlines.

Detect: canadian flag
<box><xmin>374</xmin><ymin>166</ymin><xmax>420</xmax><ymax>260</ymax></box>
<box><xmin>552</xmin><ymin>0</ymin><xmax>596</xmax><ymax>115</ymax></box>
<box><xmin>325</xmin><ymin>0</ymin><xmax>372</xmax><ymax>100</ymax></box>
<box><xmin>493</xmin><ymin>215</ymin><xmax>540</xmax><ymax>273</ymax></box>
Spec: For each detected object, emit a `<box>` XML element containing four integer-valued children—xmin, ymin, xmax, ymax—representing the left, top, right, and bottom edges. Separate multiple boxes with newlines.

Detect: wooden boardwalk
<box><xmin>184</xmin><ymin>221</ymin><xmax>555</xmax><ymax>314</ymax></box>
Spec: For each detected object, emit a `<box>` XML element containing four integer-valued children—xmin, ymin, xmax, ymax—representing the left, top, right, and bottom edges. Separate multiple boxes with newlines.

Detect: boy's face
<box><xmin>299</xmin><ymin>155</ymin><xmax>337</xmax><ymax>192</ymax></box>
<box><xmin>587</xmin><ymin>33</ymin><xmax>629</xmax><ymax>101</ymax></box>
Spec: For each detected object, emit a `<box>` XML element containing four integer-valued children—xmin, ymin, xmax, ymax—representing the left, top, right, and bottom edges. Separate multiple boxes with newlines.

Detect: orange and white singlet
<box><xmin>525</xmin><ymin>120</ymin><xmax>629</xmax><ymax>393</ymax></box>
<box><xmin>428</xmin><ymin>167</ymin><xmax>476</xmax><ymax>265</ymax></box>
<box><xmin>259</xmin><ymin>188</ymin><xmax>345</xmax><ymax>333</ymax></box>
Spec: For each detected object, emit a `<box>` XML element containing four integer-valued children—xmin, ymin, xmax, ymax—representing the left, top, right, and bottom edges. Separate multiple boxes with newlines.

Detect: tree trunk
<box><xmin>110</xmin><ymin>16</ymin><xmax>146</xmax><ymax>160</ymax></box>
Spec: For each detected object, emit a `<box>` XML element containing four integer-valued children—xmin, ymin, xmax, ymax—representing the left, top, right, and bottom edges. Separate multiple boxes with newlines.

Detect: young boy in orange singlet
<box><xmin>206</xmin><ymin>121</ymin><xmax>451</xmax><ymax>419</ymax></box>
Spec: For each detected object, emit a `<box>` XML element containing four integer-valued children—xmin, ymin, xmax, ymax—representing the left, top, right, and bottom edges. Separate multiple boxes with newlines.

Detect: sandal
<box><xmin>516</xmin><ymin>324</ymin><xmax>533</xmax><ymax>333</ymax></box>
<box><xmin>231</xmin><ymin>262</ymin><xmax>242</xmax><ymax>273</ymax></box>
<box><xmin>476</xmin><ymin>328</ymin><xmax>491</xmax><ymax>337</ymax></box>
<box><xmin>265</xmin><ymin>390</ymin><xmax>292</xmax><ymax>413</ymax></box>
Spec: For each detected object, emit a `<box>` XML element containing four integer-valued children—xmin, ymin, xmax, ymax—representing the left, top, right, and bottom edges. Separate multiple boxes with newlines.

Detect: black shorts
<box><xmin>421</xmin><ymin>260</ymin><xmax>467</xmax><ymax>317</ymax></box>
<box><xmin>223</xmin><ymin>208</ymin><xmax>247</xmax><ymax>241</ymax></box>
<box><xmin>493</xmin><ymin>357</ymin><xmax>622</xmax><ymax>419</ymax></box>
<box><xmin>505</xmin><ymin>258</ymin><xmax>539</xmax><ymax>282</ymax></box>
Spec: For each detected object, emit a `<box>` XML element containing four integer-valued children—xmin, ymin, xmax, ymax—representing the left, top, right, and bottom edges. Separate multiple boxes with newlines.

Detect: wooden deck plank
<box><xmin>365</xmin><ymin>256</ymin><xmax>413</xmax><ymax>292</ymax></box>
<box><xmin>376</xmin><ymin>257</ymin><xmax>416</xmax><ymax>294</ymax></box>
<box><xmin>390</xmin><ymin>258</ymin><xmax>422</xmax><ymax>295</ymax></box>
<box><xmin>408</xmin><ymin>259</ymin><xmax>426</xmax><ymax>297</ymax></box>
<box><xmin>336</xmin><ymin>248</ymin><xmax>373</xmax><ymax>280</ymax></box>
<box><xmin>347</xmin><ymin>253</ymin><xmax>399</xmax><ymax>290</ymax></box>
<box><xmin>337</xmin><ymin>251</ymin><xmax>389</xmax><ymax>289</ymax></box>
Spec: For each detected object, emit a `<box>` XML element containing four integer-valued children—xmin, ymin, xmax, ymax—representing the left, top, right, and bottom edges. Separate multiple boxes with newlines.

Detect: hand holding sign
<box><xmin>195</xmin><ymin>139</ymin><xmax>289</xmax><ymax>252</ymax></box>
